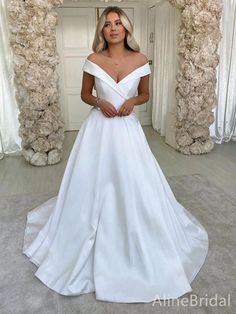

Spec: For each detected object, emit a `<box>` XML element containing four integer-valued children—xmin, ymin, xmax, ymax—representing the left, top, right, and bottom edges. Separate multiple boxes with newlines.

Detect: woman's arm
<box><xmin>80</xmin><ymin>72</ymin><xmax>97</xmax><ymax>107</ymax></box>
<box><xmin>132</xmin><ymin>74</ymin><xmax>150</xmax><ymax>106</ymax></box>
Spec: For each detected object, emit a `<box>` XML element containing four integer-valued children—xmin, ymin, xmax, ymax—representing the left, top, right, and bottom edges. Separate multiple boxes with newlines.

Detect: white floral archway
<box><xmin>7</xmin><ymin>0</ymin><xmax>65</xmax><ymax>166</ymax></box>
<box><xmin>169</xmin><ymin>0</ymin><xmax>223</xmax><ymax>154</ymax></box>
<box><xmin>7</xmin><ymin>0</ymin><xmax>223</xmax><ymax>165</ymax></box>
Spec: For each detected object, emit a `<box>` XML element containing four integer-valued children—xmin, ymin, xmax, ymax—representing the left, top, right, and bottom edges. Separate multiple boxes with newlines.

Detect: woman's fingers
<box><xmin>100</xmin><ymin>102</ymin><xmax>119</xmax><ymax>117</ymax></box>
<box><xmin>104</xmin><ymin>110</ymin><xmax>113</xmax><ymax>117</ymax></box>
<box><xmin>119</xmin><ymin>106</ymin><xmax>129</xmax><ymax>116</ymax></box>
<box><xmin>119</xmin><ymin>109</ymin><xmax>129</xmax><ymax>116</ymax></box>
<box><xmin>103</xmin><ymin>110</ymin><xmax>130</xmax><ymax>117</ymax></box>
<box><xmin>103</xmin><ymin>110</ymin><xmax>116</xmax><ymax>118</ymax></box>
<box><xmin>108</xmin><ymin>107</ymin><xmax>118</xmax><ymax>116</ymax></box>
<box><xmin>107</xmin><ymin>109</ymin><xmax>115</xmax><ymax>116</ymax></box>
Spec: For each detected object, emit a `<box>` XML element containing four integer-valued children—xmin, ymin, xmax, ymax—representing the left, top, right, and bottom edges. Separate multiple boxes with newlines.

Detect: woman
<box><xmin>23</xmin><ymin>6</ymin><xmax>209</xmax><ymax>303</ymax></box>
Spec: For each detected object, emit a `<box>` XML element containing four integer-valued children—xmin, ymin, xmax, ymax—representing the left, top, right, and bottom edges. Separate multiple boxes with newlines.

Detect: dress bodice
<box><xmin>82</xmin><ymin>59</ymin><xmax>151</xmax><ymax>110</ymax></box>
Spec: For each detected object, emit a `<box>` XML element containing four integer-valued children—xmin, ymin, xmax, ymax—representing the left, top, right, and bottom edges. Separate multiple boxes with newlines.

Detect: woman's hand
<box><xmin>99</xmin><ymin>99</ymin><xmax>118</xmax><ymax>118</ymax></box>
<box><xmin>117</xmin><ymin>99</ymin><xmax>135</xmax><ymax>116</ymax></box>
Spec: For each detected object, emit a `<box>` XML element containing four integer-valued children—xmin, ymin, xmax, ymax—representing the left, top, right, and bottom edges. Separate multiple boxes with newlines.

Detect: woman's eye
<box><xmin>104</xmin><ymin>21</ymin><xmax>122</xmax><ymax>28</ymax></box>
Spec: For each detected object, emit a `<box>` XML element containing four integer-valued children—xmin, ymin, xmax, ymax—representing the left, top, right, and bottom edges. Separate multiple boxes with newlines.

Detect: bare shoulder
<box><xmin>87</xmin><ymin>52</ymin><xmax>104</xmax><ymax>64</ymax></box>
<box><xmin>132</xmin><ymin>52</ymin><xmax>149</xmax><ymax>66</ymax></box>
<box><xmin>87</xmin><ymin>52</ymin><xmax>99</xmax><ymax>62</ymax></box>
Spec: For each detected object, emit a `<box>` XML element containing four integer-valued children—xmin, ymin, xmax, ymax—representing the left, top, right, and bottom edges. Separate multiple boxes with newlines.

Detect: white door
<box><xmin>56</xmin><ymin>8</ymin><xmax>96</xmax><ymax>130</ymax></box>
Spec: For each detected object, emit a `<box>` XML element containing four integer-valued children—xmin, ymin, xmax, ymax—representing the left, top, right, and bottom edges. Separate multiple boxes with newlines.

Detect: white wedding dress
<box><xmin>22</xmin><ymin>59</ymin><xmax>209</xmax><ymax>303</ymax></box>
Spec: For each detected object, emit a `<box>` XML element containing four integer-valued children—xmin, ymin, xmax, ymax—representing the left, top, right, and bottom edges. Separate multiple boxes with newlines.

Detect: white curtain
<box><xmin>152</xmin><ymin>0</ymin><xmax>180</xmax><ymax>136</ymax></box>
<box><xmin>0</xmin><ymin>0</ymin><xmax>22</xmax><ymax>157</ymax></box>
<box><xmin>210</xmin><ymin>0</ymin><xmax>236</xmax><ymax>143</ymax></box>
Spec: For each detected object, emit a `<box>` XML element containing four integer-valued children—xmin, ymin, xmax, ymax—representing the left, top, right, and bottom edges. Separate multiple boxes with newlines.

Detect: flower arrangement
<box><xmin>168</xmin><ymin>0</ymin><xmax>223</xmax><ymax>154</ymax></box>
<box><xmin>7</xmin><ymin>0</ymin><xmax>64</xmax><ymax>166</ymax></box>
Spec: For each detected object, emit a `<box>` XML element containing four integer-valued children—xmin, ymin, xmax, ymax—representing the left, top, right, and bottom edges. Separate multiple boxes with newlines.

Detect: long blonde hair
<box><xmin>92</xmin><ymin>6</ymin><xmax>140</xmax><ymax>53</ymax></box>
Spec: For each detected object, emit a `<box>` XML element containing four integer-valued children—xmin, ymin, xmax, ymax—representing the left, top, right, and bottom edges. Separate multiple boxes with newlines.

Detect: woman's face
<box><xmin>102</xmin><ymin>12</ymin><xmax>126</xmax><ymax>45</ymax></box>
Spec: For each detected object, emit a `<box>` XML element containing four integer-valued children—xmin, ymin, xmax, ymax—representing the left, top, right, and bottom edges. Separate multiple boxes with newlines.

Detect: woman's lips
<box><xmin>110</xmin><ymin>34</ymin><xmax>119</xmax><ymax>37</ymax></box>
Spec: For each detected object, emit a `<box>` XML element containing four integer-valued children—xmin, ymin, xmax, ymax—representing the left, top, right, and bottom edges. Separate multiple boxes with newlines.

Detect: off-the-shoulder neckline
<box><xmin>85</xmin><ymin>59</ymin><xmax>150</xmax><ymax>84</ymax></box>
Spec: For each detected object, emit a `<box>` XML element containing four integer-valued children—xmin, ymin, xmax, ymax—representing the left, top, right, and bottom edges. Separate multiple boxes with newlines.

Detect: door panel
<box><xmin>56</xmin><ymin>8</ymin><xmax>96</xmax><ymax>130</ymax></box>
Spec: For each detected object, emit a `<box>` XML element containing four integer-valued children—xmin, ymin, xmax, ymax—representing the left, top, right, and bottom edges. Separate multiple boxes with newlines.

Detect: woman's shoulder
<box><xmin>86</xmin><ymin>52</ymin><xmax>103</xmax><ymax>63</ymax></box>
<box><xmin>131</xmin><ymin>52</ymin><xmax>149</xmax><ymax>66</ymax></box>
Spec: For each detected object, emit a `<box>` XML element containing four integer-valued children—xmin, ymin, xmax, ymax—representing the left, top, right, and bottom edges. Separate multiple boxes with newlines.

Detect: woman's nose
<box><xmin>111</xmin><ymin>23</ymin><xmax>116</xmax><ymax>30</ymax></box>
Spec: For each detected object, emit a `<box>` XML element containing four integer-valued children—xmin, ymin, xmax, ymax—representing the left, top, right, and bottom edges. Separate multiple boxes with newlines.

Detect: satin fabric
<box><xmin>22</xmin><ymin>59</ymin><xmax>209</xmax><ymax>303</ymax></box>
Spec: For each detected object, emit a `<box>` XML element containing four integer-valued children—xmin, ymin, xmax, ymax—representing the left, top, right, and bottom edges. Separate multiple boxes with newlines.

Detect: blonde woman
<box><xmin>82</xmin><ymin>7</ymin><xmax>149</xmax><ymax>119</ymax></box>
<box><xmin>23</xmin><ymin>6</ymin><xmax>209</xmax><ymax>304</ymax></box>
